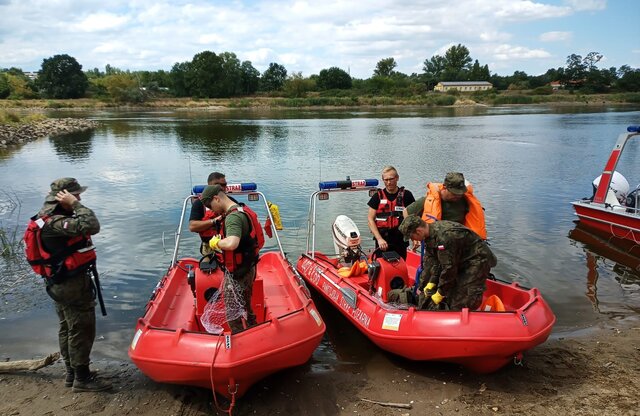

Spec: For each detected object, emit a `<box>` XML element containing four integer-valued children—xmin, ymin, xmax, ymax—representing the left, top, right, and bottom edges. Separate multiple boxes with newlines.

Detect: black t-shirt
<box><xmin>189</xmin><ymin>198</ymin><xmax>206</xmax><ymax>222</ymax></box>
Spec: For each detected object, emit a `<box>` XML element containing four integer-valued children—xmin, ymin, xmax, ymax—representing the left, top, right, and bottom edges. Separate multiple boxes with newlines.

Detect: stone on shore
<box><xmin>0</xmin><ymin>118</ymin><xmax>99</xmax><ymax>148</ymax></box>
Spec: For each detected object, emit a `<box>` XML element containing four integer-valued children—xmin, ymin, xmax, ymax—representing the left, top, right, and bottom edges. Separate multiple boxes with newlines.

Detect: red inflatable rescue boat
<box><xmin>129</xmin><ymin>183</ymin><xmax>325</xmax><ymax>401</ymax></box>
<box><xmin>296</xmin><ymin>178</ymin><xmax>556</xmax><ymax>373</ymax></box>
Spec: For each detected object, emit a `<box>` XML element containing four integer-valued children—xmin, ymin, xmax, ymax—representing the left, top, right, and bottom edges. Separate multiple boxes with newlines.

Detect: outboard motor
<box><xmin>332</xmin><ymin>215</ymin><xmax>363</xmax><ymax>264</ymax></box>
<box><xmin>592</xmin><ymin>171</ymin><xmax>630</xmax><ymax>205</ymax></box>
<box><xmin>626</xmin><ymin>184</ymin><xmax>639</xmax><ymax>210</ymax></box>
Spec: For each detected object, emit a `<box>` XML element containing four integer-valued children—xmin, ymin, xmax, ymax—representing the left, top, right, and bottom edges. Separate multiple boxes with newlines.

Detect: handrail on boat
<box><xmin>171</xmin><ymin>185</ymin><xmax>285</xmax><ymax>268</ymax></box>
<box><xmin>306</xmin><ymin>178</ymin><xmax>380</xmax><ymax>258</ymax></box>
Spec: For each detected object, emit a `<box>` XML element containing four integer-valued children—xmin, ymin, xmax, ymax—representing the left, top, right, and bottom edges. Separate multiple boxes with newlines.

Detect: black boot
<box><xmin>64</xmin><ymin>364</ymin><xmax>74</xmax><ymax>388</ymax></box>
<box><xmin>72</xmin><ymin>365</ymin><xmax>112</xmax><ymax>393</ymax></box>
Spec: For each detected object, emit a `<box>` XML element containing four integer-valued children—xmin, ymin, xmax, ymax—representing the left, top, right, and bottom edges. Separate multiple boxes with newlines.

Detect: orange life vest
<box><xmin>374</xmin><ymin>187</ymin><xmax>406</xmax><ymax>230</ymax></box>
<box><xmin>421</xmin><ymin>182</ymin><xmax>487</xmax><ymax>240</ymax></box>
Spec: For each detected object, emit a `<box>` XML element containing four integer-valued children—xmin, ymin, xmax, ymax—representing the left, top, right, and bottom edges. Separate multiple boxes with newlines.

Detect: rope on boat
<box><xmin>210</xmin><ymin>332</ymin><xmax>237</xmax><ymax>415</ymax></box>
<box><xmin>609</xmin><ymin>223</ymin><xmax>640</xmax><ymax>244</ymax></box>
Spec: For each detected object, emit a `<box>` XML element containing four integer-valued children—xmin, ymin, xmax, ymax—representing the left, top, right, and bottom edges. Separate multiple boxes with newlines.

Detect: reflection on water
<box><xmin>49</xmin><ymin>130</ymin><xmax>95</xmax><ymax>161</ymax></box>
<box><xmin>568</xmin><ymin>223</ymin><xmax>640</xmax><ymax>313</ymax></box>
<box><xmin>1</xmin><ymin>106</ymin><xmax>640</xmax><ymax>363</ymax></box>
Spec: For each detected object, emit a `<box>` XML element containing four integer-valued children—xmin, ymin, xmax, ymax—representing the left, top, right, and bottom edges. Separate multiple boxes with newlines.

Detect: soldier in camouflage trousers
<box><xmin>38</xmin><ymin>178</ymin><xmax>111</xmax><ymax>392</ymax></box>
<box><xmin>399</xmin><ymin>215</ymin><xmax>497</xmax><ymax>311</ymax></box>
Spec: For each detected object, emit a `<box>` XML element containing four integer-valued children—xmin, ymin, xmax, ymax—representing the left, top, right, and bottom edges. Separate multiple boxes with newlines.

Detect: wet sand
<box><xmin>1</xmin><ymin>320</ymin><xmax>638</xmax><ymax>416</ymax></box>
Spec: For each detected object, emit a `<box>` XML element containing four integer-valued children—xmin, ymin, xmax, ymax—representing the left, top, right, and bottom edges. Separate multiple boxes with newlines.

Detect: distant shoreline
<box><xmin>1</xmin><ymin>92</ymin><xmax>639</xmax><ymax>111</ymax></box>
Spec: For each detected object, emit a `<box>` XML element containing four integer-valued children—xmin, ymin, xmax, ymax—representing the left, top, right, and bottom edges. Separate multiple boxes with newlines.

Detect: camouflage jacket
<box><xmin>38</xmin><ymin>200</ymin><xmax>100</xmax><ymax>256</ymax></box>
<box><xmin>420</xmin><ymin>220</ymin><xmax>496</xmax><ymax>295</ymax></box>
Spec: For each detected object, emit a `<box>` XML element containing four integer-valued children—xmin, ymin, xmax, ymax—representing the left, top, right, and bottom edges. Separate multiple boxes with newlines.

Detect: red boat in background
<box><xmin>296</xmin><ymin>178</ymin><xmax>556</xmax><ymax>373</ymax></box>
<box><xmin>572</xmin><ymin>126</ymin><xmax>640</xmax><ymax>245</ymax></box>
<box><xmin>129</xmin><ymin>183</ymin><xmax>325</xmax><ymax>404</ymax></box>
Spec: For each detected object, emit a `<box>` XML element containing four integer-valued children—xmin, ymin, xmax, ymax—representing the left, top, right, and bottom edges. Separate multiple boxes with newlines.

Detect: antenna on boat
<box><xmin>187</xmin><ymin>156</ymin><xmax>193</xmax><ymax>189</ymax></box>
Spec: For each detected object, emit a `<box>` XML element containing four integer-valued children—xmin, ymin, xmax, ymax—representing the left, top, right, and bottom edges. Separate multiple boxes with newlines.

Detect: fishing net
<box><xmin>201</xmin><ymin>271</ymin><xmax>247</xmax><ymax>334</ymax></box>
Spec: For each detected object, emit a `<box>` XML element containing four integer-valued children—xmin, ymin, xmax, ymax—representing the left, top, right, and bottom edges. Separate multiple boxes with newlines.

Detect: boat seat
<box><xmin>194</xmin><ymin>267</ymin><xmax>224</xmax><ymax>320</ymax></box>
<box><xmin>251</xmin><ymin>278</ymin><xmax>265</xmax><ymax>323</ymax></box>
<box><xmin>370</xmin><ymin>254</ymin><xmax>409</xmax><ymax>302</ymax></box>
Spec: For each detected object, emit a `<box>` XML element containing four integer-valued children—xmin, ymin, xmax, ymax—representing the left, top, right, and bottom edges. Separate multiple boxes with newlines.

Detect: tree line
<box><xmin>1</xmin><ymin>44</ymin><xmax>639</xmax><ymax>102</ymax></box>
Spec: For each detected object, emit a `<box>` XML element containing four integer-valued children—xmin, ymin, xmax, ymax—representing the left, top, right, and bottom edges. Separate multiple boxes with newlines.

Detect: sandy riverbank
<box><xmin>1</xmin><ymin>321</ymin><xmax>638</xmax><ymax>416</ymax></box>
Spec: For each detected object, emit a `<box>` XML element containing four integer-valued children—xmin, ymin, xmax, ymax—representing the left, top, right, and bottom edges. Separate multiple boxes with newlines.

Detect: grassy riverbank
<box><xmin>1</xmin><ymin>91</ymin><xmax>640</xmax><ymax>111</ymax></box>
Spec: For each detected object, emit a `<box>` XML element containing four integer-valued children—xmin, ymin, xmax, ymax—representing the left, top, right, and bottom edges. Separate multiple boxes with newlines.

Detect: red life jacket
<box><xmin>374</xmin><ymin>187</ymin><xmax>406</xmax><ymax>230</ymax></box>
<box><xmin>219</xmin><ymin>205</ymin><xmax>264</xmax><ymax>274</ymax></box>
<box><xmin>199</xmin><ymin>208</ymin><xmax>217</xmax><ymax>238</ymax></box>
<box><xmin>24</xmin><ymin>214</ymin><xmax>96</xmax><ymax>279</ymax></box>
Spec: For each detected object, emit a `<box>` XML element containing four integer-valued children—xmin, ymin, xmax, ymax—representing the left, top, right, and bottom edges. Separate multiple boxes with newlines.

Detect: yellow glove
<box><xmin>431</xmin><ymin>290</ymin><xmax>444</xmax><ymax>305</ymax></box>
<box><xmin>425</xmin><ymin>282</ymin><xmax>436</xmax><ymax>291</ymax></box>
<box><xmin>209</xmin><ymin>235</ymin><xmax>222</xmax><ymax>252</ymax></box>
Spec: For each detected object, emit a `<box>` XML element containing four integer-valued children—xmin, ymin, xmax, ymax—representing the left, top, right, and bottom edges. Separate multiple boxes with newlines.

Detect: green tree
<box><xmin>469</xmin><ymin>60</ymin><xmax>490</xmax><ymax>81</ymax></box>
<box><xmin>564</xmin><ymin>53</ymin><xmax>587</xmax><ymax>85</ymax></box>
<box><xmin>170</xmin><ymin>61</ymin><xmax>191</xmax><ymax>97</ymax></box>
<box><xmin>240</xmin><ymin>61</ymin><xmax>260</xmax><ymax>95</ymax></box>
<box><xmin>187</xmin><ymin>51</ymin><xmax>223</xmax><ymax>98</ymax></box>
<box><xmin>283</xmin><ymin>72</ymin><xmax>315</xmax><ymax>97</ymax></box>
<box><xmin>0</xmin><ymin>72</ymin><xmax>10</xmax><ymax>99</ymax></box>
<box><xmin>98</xmin><ymin>73</ymin><xmax>145</xmax><ymax>103</ymax></box>
<box><xmin>617</xmin><ymin>67</ymin><xmax>640</xmax><ymax>92</ymax></box>
<box><xmin>422</xmin><ymin>55</ymin><xmax>446</xmax><ymax>85</ymax></box>
<box><xmin>374</xmin><ymin>57</ymin><xmax>397</xmax><ymax>77</ymax></box>
<box><xmin>317</xmin><ymin>67</ymin><xmax>352</xmax><ymax>90</ymax></box>
<box><xmin>217</xmin><ymin>52</ymin><xmax>243</xmax><ymax>96</ymax></box>
<box><xmin>6</xmin><ymin>73</ymin><xmax>37</xmax><ymax>99</ymax></box>
<box><xmin>261</xmin><ymin>63</ymin><xmax>287</xmax><ymax>92</ymax></box>
<box><xmin>38</xmin><ymin>54</ymin><xmax>88</xmax><ymax>98</ymax></box>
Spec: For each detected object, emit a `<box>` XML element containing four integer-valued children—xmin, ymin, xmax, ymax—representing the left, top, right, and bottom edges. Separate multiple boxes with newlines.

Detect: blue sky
<box><xmin>1</xmin><ymin>0</ymin><xmax>638</xmax><ymax>78</ymax></box>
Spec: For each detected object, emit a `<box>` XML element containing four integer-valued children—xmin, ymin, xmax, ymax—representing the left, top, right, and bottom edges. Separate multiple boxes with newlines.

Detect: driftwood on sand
<box><xmin>359</xmin><ymin>398</ymin><xmax>413</xmax><ymax>409</ymax></box>
<box><xmin>0</xmin><ymin>352</ymin><xmax>60</xmax><ymax>373</ymax></box>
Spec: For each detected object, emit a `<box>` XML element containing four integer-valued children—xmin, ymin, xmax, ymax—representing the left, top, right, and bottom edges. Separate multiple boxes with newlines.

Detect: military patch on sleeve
<box><xmin>63</xmin><ymin>221</ymin><xmax>69</xmax><ymax>229</ymax></box>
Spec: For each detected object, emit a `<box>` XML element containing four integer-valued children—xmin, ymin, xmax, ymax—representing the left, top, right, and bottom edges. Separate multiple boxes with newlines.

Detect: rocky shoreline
<box><xmin>0</xmin><ymin>118</ymin><xmax>99</xmax><ymax>148</ymax></box>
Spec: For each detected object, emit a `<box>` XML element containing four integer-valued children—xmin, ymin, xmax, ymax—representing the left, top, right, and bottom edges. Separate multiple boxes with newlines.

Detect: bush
<box><xmin>492</xmin><ymin>95</ymin><xmax>533</xmax><ymax>104</ymax></box>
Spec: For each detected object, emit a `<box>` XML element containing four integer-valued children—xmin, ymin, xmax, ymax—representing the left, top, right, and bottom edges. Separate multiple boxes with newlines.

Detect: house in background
<box><xmin>434</xmin><ymin>81</ymin><xmax>492</xmax><ymax>92</ymax></box>
<box><xmin>549</xmin><ymin>81</ymin><xmax>563</xmax><ymax>91</ymax></box>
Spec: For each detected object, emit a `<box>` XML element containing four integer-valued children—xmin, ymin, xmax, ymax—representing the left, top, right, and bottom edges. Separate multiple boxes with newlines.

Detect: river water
<box><xmin>1</xmin><ymin>105</ymin><xmax>639</xmax><ymax>363</ymax></box>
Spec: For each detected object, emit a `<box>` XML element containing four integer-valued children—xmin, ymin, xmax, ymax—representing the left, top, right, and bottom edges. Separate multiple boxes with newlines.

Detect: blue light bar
<box><xmin>192</xmin><ymin>182</ymin><xmax>257</xmax><ymax>195</ymax></box>
<box><xmin>627</xmin><ymin>126</ymin><xmax>640</xmax><ymax>133</ymax></box>
<box><xmin>318</xmin><ymin>179</ymin><xmax>378</xmax><ymax>190</ymax></box>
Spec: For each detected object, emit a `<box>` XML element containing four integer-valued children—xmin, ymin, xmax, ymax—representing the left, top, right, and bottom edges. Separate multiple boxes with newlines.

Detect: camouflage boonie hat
<box><xmin>443</xmin><ymin>172</ymin><xmax>467</xmax><ymax>195</ymax></box>
<box><xmin>49</xmin><ymin>178</ymin><xmax>87</xmax><ymax>195</ymax></box>
<box><xmin>399</xmin><ymin>215</ymin><xmax>423</xmax><ymax>239</ymax></box>
<box><xmin>200</xmin><ymin>184</ymin><xmax>224</xmax><ymax>205</ymax></box>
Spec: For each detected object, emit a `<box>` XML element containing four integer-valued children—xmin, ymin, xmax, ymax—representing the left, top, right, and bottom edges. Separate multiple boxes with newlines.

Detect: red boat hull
<box><xmin>296</xmin><ymin>251</ymin><xmax>555</xmax><ymax>373</ymax></box>
<box><xmin>129</xmin><ymin>252</ymin><xmax>325</xmax><ymax>399</ymax></box>
<box><xmin>572</xmin><ymin>201</ymin><xmax>640</xmax><ymax>245</ymax></box>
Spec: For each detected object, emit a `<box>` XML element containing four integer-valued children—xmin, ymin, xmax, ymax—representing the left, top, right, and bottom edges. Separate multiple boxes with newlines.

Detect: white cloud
<box><xmin>71</xmin><ymin>12</ymin><xmax>130</xmax><ymax>32</ymax></box>
<box><xmin>539</xmin><ymin>31</ymin><xmax>572</xmax><ymax>42</ymax></box>
<box><xmin>493</xmin><ymin>44</ymin><xmax>551</xmax><ymax>60</ymax></box>
<box><xmin>0</xmin><ymin>0</ymin><xmax>633</xmax><ymax>77</ymax></box>
<box><xmin>493</xmin><ymin>1</ymin><xmax>572</xmax><ymax>20</ymax></box>
<box><xmin>564</xmin><ymin>0</ymin><xmax>607</xmax><ymax>12</ymax></box>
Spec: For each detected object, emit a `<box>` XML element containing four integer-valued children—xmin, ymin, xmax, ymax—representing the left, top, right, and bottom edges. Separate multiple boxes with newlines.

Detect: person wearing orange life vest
<box><xmin>35</xmin><ymin>178</ymin><xmax>111</xmax><ymax>392</ymax></box>
<box><xmin>188</xmin><ymin>172</ymin><xmax>230</xmax><ymax>255</ymax></box>
<box><xmin>367</xmin><ymin>166</ymin><xmax>415</xmax><ymax>259</ymax></box>
<box><xmin>403</xmin><ymin>172</ymin><xmax>486</xmax><ymax>241</ymax></box>
<box><xmin>200</xmin><ymin>184</ymin><xmax>259</xmax><ymax>333</ymax></box>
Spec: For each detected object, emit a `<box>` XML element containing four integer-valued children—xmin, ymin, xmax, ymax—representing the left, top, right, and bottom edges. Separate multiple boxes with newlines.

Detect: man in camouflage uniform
<box><xmin>201</xmin><ymin>184</ymin><xmax>258</xmax><ymax>333</ymax></box>
<box><xmin>38</xmin><ymin>178</ymin><xmax>111</xmax><ymax>392</ymax></box>
<box><xmin>399</xmin><ymin>215</ymin><xmax>497</xmax><ymax>311</ymax></box>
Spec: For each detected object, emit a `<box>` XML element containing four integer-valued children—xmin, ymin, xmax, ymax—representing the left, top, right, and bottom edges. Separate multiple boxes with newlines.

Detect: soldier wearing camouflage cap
<box><xmin>399</xmin><ymin>215</ymin><xmax>497</xmax><ymax>311</ymax></box>
<box><xmin>403</xmin><ymin>172</ymin><xmax>487</xmax><ymax>240</ymax></box>
<box><xmin>35</xmin><ymin>178</ymin><xmax>112</xmax><ymax>392</ymax></box>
